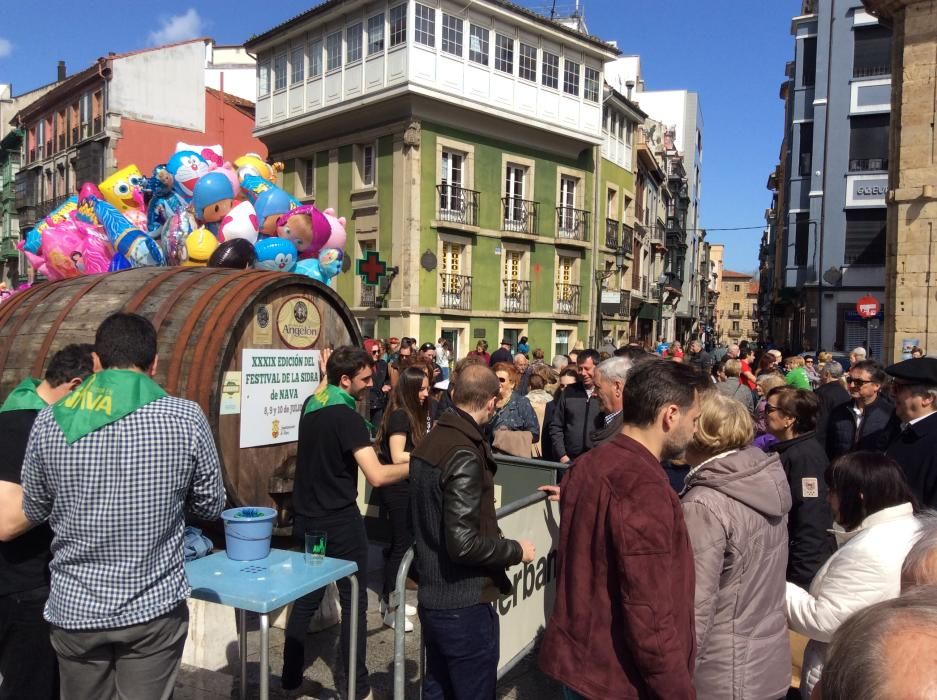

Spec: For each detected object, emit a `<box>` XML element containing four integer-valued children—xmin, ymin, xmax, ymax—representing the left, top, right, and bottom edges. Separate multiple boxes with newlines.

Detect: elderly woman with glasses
<box><xmin>488</xmin><ymin>362</ymin><xmax>539</xmax><ymax>457</ymax></box>
<box><xmin>766</xmin><ymin>387</ymin><xmax>836</xmax><ymax>589</ymax></box>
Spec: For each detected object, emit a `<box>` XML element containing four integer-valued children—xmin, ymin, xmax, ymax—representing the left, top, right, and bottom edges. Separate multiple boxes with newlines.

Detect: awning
<box><xmin>637</xmin><ymin>302</ymin><xmax>659</xmax><ymax>320</ymax></box>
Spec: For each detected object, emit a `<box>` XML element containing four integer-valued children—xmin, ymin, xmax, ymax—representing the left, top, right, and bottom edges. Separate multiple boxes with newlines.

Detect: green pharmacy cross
<box><xmin>357</xmin><ymin>251</ymin><xmax>388</xmax><ymax>286</ymax></box>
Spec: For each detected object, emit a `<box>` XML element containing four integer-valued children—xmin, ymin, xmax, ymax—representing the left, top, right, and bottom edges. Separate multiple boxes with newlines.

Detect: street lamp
<box><xmin>593</xmin><ymin>246</ymin><xmax>627</xmax><ymax>348</ymax></box>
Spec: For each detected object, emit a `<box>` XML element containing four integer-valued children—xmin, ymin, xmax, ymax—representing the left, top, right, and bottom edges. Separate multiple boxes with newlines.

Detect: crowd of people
<box><xmin>5</xmin><ymin>320</ymin><xmax>937</xmax><ymax>699</ymax></box>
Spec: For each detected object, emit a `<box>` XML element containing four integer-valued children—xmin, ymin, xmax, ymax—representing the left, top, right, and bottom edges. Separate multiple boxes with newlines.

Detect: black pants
<box><xmin>0</xmin><ymin>586</ymin><xmax>59</xmax><ymax>700</ymax></box>
<box><xmin>419</xmin><ymin>603</ymin><xmax>499</xmax><ymax>700</ymax></box>
<box><xmin>283</xmin><ymin>509</ymin><xmax>370</xmax><ymax>698</ymax></box>
<box><xmin>379</xmin><ymin>481</ymin><xmax>415</xmax><ymax>600</ymax></box>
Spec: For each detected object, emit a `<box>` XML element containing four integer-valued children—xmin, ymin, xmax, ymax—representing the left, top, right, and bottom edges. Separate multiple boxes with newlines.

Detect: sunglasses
<box><xmin>847</xmin><ymin>377</ymin><xmax>874</xmax><ymax>387</ymax></box>
<box><xmin>764</xmin><ymin>404</ymin><xmax>784</xmax><ymax>415</ymax></box>
<box><xmin>371</xmin><ymin>350</ymin><xmax>380</xmax><ymax>355</ymax></box>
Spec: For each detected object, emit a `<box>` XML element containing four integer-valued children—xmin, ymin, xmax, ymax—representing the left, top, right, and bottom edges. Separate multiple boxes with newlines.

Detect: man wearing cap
<box><xmin>885</xmin><ymin>358</ymin><xmax>937</xmax><ymax>508</ymax></box>
<box><xmin>488</xmin><ymin>339</ymin><xmax>513</xmax><ymax>367</ymax></box>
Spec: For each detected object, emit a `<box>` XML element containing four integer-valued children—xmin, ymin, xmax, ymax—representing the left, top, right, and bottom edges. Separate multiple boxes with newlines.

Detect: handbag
<box><xmin>492</xmin><ymin>428</ymin><xmax>534</xmax><ymax>458</ymax></box>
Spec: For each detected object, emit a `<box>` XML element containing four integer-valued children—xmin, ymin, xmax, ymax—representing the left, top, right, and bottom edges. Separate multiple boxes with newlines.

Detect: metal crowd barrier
<box><xmin>391</xmin><ymin>480</ymin><xmax>564</xmax><ymax>700</ymax></box>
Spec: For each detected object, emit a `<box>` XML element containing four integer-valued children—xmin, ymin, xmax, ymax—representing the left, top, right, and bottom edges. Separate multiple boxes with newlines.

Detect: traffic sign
<box><xmin>856</xmin><ymin>295</ymin><xmax>880</xmax><ymax>319</ymax></box>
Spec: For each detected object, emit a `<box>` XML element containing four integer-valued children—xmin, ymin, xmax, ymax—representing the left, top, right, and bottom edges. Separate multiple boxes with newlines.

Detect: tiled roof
<box><xmin>722</xmin><ymin>269</ymin><xmax>753</xmax><ymax>279</ymax></box>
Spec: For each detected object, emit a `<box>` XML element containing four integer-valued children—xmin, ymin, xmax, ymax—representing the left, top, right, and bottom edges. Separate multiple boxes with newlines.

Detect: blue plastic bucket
<box><xmin>221</xmin><ymin>507</ymin><xmax>277</xmax><ymax>561</ymax></box>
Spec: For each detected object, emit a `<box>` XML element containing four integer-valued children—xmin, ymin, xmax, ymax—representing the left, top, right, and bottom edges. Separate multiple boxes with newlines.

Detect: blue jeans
<box><xmin>419</xmin><ymin>603</ymin><xmax>499</xmax><ymax>700</ymax></box>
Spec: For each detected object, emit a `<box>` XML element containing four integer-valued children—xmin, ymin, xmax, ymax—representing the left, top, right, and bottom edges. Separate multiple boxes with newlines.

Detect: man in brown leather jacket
<box><xmin>409</xmin><ymin>363</ymin><xmax>535</xmax><ymax>699</ymax></box>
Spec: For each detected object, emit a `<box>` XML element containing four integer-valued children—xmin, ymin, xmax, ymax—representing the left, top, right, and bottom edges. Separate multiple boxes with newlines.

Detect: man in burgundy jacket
<box><xmin>540</xmin><ymin>359</ymin><xmax>708</xmax><ymax>699</ymax></box>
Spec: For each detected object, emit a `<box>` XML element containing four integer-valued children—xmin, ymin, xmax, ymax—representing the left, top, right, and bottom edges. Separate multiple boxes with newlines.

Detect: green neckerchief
<box><xmin>52</xmin><ymin>369</ymin><xmax>167</xmax><ymax>444</ymax></box>
<box><xmin>0</xmin><ymin>378</ymin><xmax>47</xmax><ymax>413</ymax></box>
<box><xmin>303</xmin><ymin>384</ymin><xmax>356</xmax><ymax>415</ymax></box>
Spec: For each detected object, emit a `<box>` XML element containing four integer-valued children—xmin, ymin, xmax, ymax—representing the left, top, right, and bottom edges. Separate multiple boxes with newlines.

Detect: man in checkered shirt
<box><xmin>18</xmin><ymin>312</ymin><xmax>225</xmax><ymax>700</ymax></box>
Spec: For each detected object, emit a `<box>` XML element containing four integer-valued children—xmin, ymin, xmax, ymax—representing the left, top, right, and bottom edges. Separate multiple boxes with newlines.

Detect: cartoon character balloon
<box><xmin>159</xmin><ymin>208</ymin><xmax>199</xmax><ymax>266</ymax></box>
<box><xmin>251</xmin><ymin>180</ymin><xmax>299</xmax><ymax>236</ymax></box>
<box><xmin>276</xmin><ymin>204</ymin><xmax>330</xmax><ymax>259</ymax></box>
<box><xmin>234</xmin><ymin>153</ymin><xmax>283</xmax><ymax>185</ymax></box>
<box><xmin>144</xmin><ymin>165</ymin><xmax>188</xmax><ymax>234</ymax></box>
<box><xmin>295</xmin><ymin>248</ymin><xmax>343</xmax><ymax>285</ymax></box>
<box><xmin>176</xmin><ymin>142</ymin><xmax>224</xmax><ymax>169</ymax></box>
<box><xmin>254</xmin><ymin>238</ymin><xmax>298</xmax><ymax>272</ymax></box>
<box><xmin>218</xmin><ymin>200</ymin><xmax>259</xmax><ymax>244</ymax></box>
<box><xmin>182</xmin><ymin>227</ymin><xmax>219</xmax><ymax>267</ymax></box>
<box><xmin>166</xmin><ymin>150</ymin><xmax>211</xmax><ymax>201</ymax></box>
<box><xmin>98</xmin><ymin>165</ymin><xmax>146</xmax><ymax>213</ymax></box>
<box><xmin>192</xmin><ymin>172</ymin><xmax>236</xmax><ymax>235</ymax></box>
<box><xmin>20</xmin><ymin>217</ymin><xmax>113</xmax><ymax>281</ymax></box>
<box><xmin>321</xmin><ymin>207</ymin><xmax>348</xmax><ymax>251</ymax></box>
<box><xmin>91</xmin><ymin>197</ymin><xmax>164</xmax><ymax>269</ymax></box>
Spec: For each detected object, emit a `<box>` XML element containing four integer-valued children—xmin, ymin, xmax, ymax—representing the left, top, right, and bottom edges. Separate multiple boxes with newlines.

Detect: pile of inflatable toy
<box><xmin>17</xmin><ymin>144</ymin><xmax>347</xmax><ymax>285</ymax></box>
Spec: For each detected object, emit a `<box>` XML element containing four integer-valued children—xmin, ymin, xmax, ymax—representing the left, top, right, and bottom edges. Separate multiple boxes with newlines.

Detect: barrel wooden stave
<box><xmin>0</xmin><ymin>268</ymin><xmax>362</xmax><ymax>510</ymax></box>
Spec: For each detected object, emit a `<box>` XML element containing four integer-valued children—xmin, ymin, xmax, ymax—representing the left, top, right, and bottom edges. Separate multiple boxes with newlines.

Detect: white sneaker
<box><xmin>383</xmin><ymin>609</ymin><xmax>414</xmax><ymax>632</ymax></box>
<box><xmin>381</xmin><ymin>599</ymin><xmax>418</xmax><ymax>617</ymax></box>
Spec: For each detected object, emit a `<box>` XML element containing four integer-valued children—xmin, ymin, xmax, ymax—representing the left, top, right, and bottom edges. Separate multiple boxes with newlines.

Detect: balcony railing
<box><xmin>728</xmin><ymin>309</ymin><xmax>743</xmax><ymax>319</ymax></box>
<box><xmin>556</xmin><ymin>207</ymin><xmax>590</xmax><ymax>242</ymax></box>
<box><xmin>502</xmin><ymin>279</ymin><xmax>531</xmax><ymax>314</ymax></box>
<box><xmin>853</xmin><ymin>64</ymin><xmax>890</xmax><ymax>78</ymax></box>
<box><xmin>555</xmin><ymin>283</ymin><xmax>581</xmax><ymax>315</ymax></box>
<box><xmin>605</xmin><ymin>218</ymin><xmax>619</xmax><ymax>249</ymax></box>
<box><xmin>618</xmin><ymin>289</ymin><xmax>631</xmax><ymax>316</ymax></box>
<box><xmin>439</xmin><ymin>273</ymin><xmax>472</xmax><ymax>310</ymax></box>
<box><xmin>848</xmin><ymin>157</ymin><xmax>888</xmax><ymax>172</ymax></box>
<box><xmin>648</xmin><ymin>224</ymin><xmax>665</xmax><ymax>248</ymax></box>
<box><xmin>621</xmin><ymin>223</ymin><xmax>634</xmax><ymax>256</ymax></box>
<box><xmin>502</xmin><ymin>197</ymin><xmax>539</xmax><ymax>235</ymax></box>
<box><xmin>360</xmin><ymin>283</ymin><xmax>377</xmax><ymax>307</ymax></box>
<box><xmin>437</xmin><ymin>184</ymin><xmax>479</xmax><ymax>226</ymax></box>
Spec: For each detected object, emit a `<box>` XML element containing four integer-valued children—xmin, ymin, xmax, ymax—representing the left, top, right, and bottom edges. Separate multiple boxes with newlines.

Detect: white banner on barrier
<box><xmin>495</xmin><ymin>497</ymin><xmax>560</xmax><ymax>674</ymax></box>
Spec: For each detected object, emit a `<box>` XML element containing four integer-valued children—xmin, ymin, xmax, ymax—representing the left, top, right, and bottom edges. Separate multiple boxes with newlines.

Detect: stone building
<box><xmin>863</xmin><ymin>0</ymin><xmax>937</xmax><ymax>359</ymax></box>
<box><xmin>716</xmin><ymin>270</ymin><xmax>758</xmax><ymax>346</ymax></box>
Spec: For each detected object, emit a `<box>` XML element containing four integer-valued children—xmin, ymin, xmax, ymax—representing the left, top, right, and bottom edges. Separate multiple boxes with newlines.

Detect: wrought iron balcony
<box><xmin>555</xmin><ymin>283</ymin><xmax>581</xmax><ymax>315</ymax></box>
<box><xmin>621</xmin><ymin>223</ymin><xmax>634</xmax><ymax>256</ymax></box>
<box><xmin>728</xmin><ymin>309</ymin><xmax>743</xmax><ymax>319</ymax></box>
<box><xmin>556</xmin><ymin>207</ymin><xmax>590</xmax><ymax>242</ymax></box>
<box><xmin>605</xmin><ymin>218</ymin><xmax>619</xmax><ymax>249</ymax></box>
<box><xmin>853</xmin><ymin>63</ymin><xmax>890</xmax><ymax>78</ymax></box>
<box><xmin>502</xmin><ymin>279</ymin><xmax>531</xmax><ymax>314</ymax></box>
<box><xmin>437</xmin><ymin>184</ymin><xmax>479</xmax><ymax>227</ymax></box>
<box><xmin>502</xmin><ymin>197</ymin><xmax>539</xmax><ymax>235</ymax></box>
<box><xmin>439</xmin><ymin>273</ymin><xmax>472</xmax><ymax>310</ymax></box>
<box><xmin>618</xmin><ymin>289</ymin><xmax>631</xmax><ymax>316</ymax></box>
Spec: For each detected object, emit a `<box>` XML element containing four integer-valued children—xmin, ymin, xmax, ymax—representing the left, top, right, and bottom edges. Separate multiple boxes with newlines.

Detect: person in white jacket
<box><xmin>786</xmin><ymin>451</ymin><xmax>921</xmax><ymax>698</ymax></box>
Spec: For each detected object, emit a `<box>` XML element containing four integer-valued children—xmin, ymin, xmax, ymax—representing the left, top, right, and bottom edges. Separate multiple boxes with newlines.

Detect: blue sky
<box><xmin>0</xmin><ymin>1</ymin><xmax>798</xmax><ymax>274</ymax></box>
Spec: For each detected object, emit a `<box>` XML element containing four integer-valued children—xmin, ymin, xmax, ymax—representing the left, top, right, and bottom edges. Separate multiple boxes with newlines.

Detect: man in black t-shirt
<box><xmin>281</xmin><ymin>346</ymin><xmax>409</xmax><ymax>697</ymax></box>
<box><xmin>0</xmin><ymin>344</ymin><xmax>94</xmax><ymax>700</ymax></box>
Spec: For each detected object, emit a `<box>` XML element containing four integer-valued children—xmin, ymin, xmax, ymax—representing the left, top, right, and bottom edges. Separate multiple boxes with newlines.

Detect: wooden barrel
<box><xmin>0</xmin><ymin>267</ymin><xmax>362</xmax><ymax>513</ymax></box>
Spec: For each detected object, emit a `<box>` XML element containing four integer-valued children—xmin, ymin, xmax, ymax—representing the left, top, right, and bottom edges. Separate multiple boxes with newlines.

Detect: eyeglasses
<box><xmin>805</xmin><ymin>359</ymin><xmax>814</xmax><ymax>364</ymax></box>
<box><xmin>847</xmin><ymin>377</ymin><xmax>874</xmax><ymax>387</ymax></box>
<box><xmin>764</xmin><ymin>404</ymin><xmax>784</xmax><ymax>415</ymax></box>
<box><xmin>371</xmin><ymin>350</ymin><xmax>380</xmax><ymax>355</ymax></box>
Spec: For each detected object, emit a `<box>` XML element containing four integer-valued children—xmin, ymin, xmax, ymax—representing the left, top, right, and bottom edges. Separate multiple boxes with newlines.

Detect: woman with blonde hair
<box><xmin>681</xmin><ymin>392</ymin><xmax>793</xmax><ymax>699</ymax></box>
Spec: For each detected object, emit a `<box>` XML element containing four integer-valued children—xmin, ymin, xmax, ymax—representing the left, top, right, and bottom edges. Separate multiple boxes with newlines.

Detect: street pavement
<box><xmin>174</xmin><ymin>542</ymin><xmax>562</xmax><ymax>699</ymax></box>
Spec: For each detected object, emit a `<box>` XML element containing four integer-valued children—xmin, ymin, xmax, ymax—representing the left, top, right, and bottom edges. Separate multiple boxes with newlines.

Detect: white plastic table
<box><xmin>185</xmin><ymin>549</ymin><xmax>359</xmax><ymax>700</ymax></box>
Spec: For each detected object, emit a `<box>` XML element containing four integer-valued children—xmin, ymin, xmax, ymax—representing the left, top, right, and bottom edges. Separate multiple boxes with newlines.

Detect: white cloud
<box><xmin>0</xmin><ymin>38</ymin><xmax>12</xmax><ymax>58</ymax></box>
<box><xmin>147</xmin><ymin>9</ymin><xmax>204</xmax><ymax>46</ymax></box>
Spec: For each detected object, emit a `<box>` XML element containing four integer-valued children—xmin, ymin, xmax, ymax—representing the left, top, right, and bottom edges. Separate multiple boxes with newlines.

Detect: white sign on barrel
<box><xmin>496</xmin><ymin>497</ymin><xmax>560</xmax><ymax>675</ymax></box>
<box><xmin>239</xmin><ymin>349</ymin><xmax>320</xmax><ymax>448</ymax></box>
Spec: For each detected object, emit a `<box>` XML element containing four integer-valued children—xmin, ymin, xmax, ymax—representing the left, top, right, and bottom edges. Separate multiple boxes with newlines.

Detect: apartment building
<box><xmin>761</xmin><ymin>0</ymin><xmax>890</xmax><ymax>356</ymax></box>
<box><xmin>246</xmin><ymin>0</ymin><xmax>624</xmax><ymax>357</ymax></box>
<box><xmin>717</xmin><ymin>270</ymin><xmax>758</xmax><ymax>346</ymax></box>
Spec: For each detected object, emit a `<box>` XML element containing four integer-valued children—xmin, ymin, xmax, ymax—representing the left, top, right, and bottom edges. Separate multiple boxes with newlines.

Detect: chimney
<box><xmin>57</xmin><ymin>61</ymin><xmax>66</xmax><ymax>81</ymax></box>
<box><xmin>625</xmin><ymin>80</ymin><xmax>635</xmax><ymax>100</ymax></box>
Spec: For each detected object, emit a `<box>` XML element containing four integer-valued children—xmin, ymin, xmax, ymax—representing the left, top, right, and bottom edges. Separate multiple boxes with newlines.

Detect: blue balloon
<box><xmin>254</xmin><ymin>238</ymin><xmax>297</xmax><ymax>272</ymax></box>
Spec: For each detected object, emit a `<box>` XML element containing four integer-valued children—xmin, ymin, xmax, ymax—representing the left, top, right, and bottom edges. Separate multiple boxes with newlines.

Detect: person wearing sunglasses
<box><xmin>826</xmin><ymin>361</ymin><xmax>896</xmax><ymax>461</ymax></box>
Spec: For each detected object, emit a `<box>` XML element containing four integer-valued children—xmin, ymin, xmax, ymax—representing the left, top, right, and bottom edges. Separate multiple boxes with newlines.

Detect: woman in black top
<box><xmin>375</xmin><ymin>365</ymin><xmax>433</xmax><ymax>631</ymax></box>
